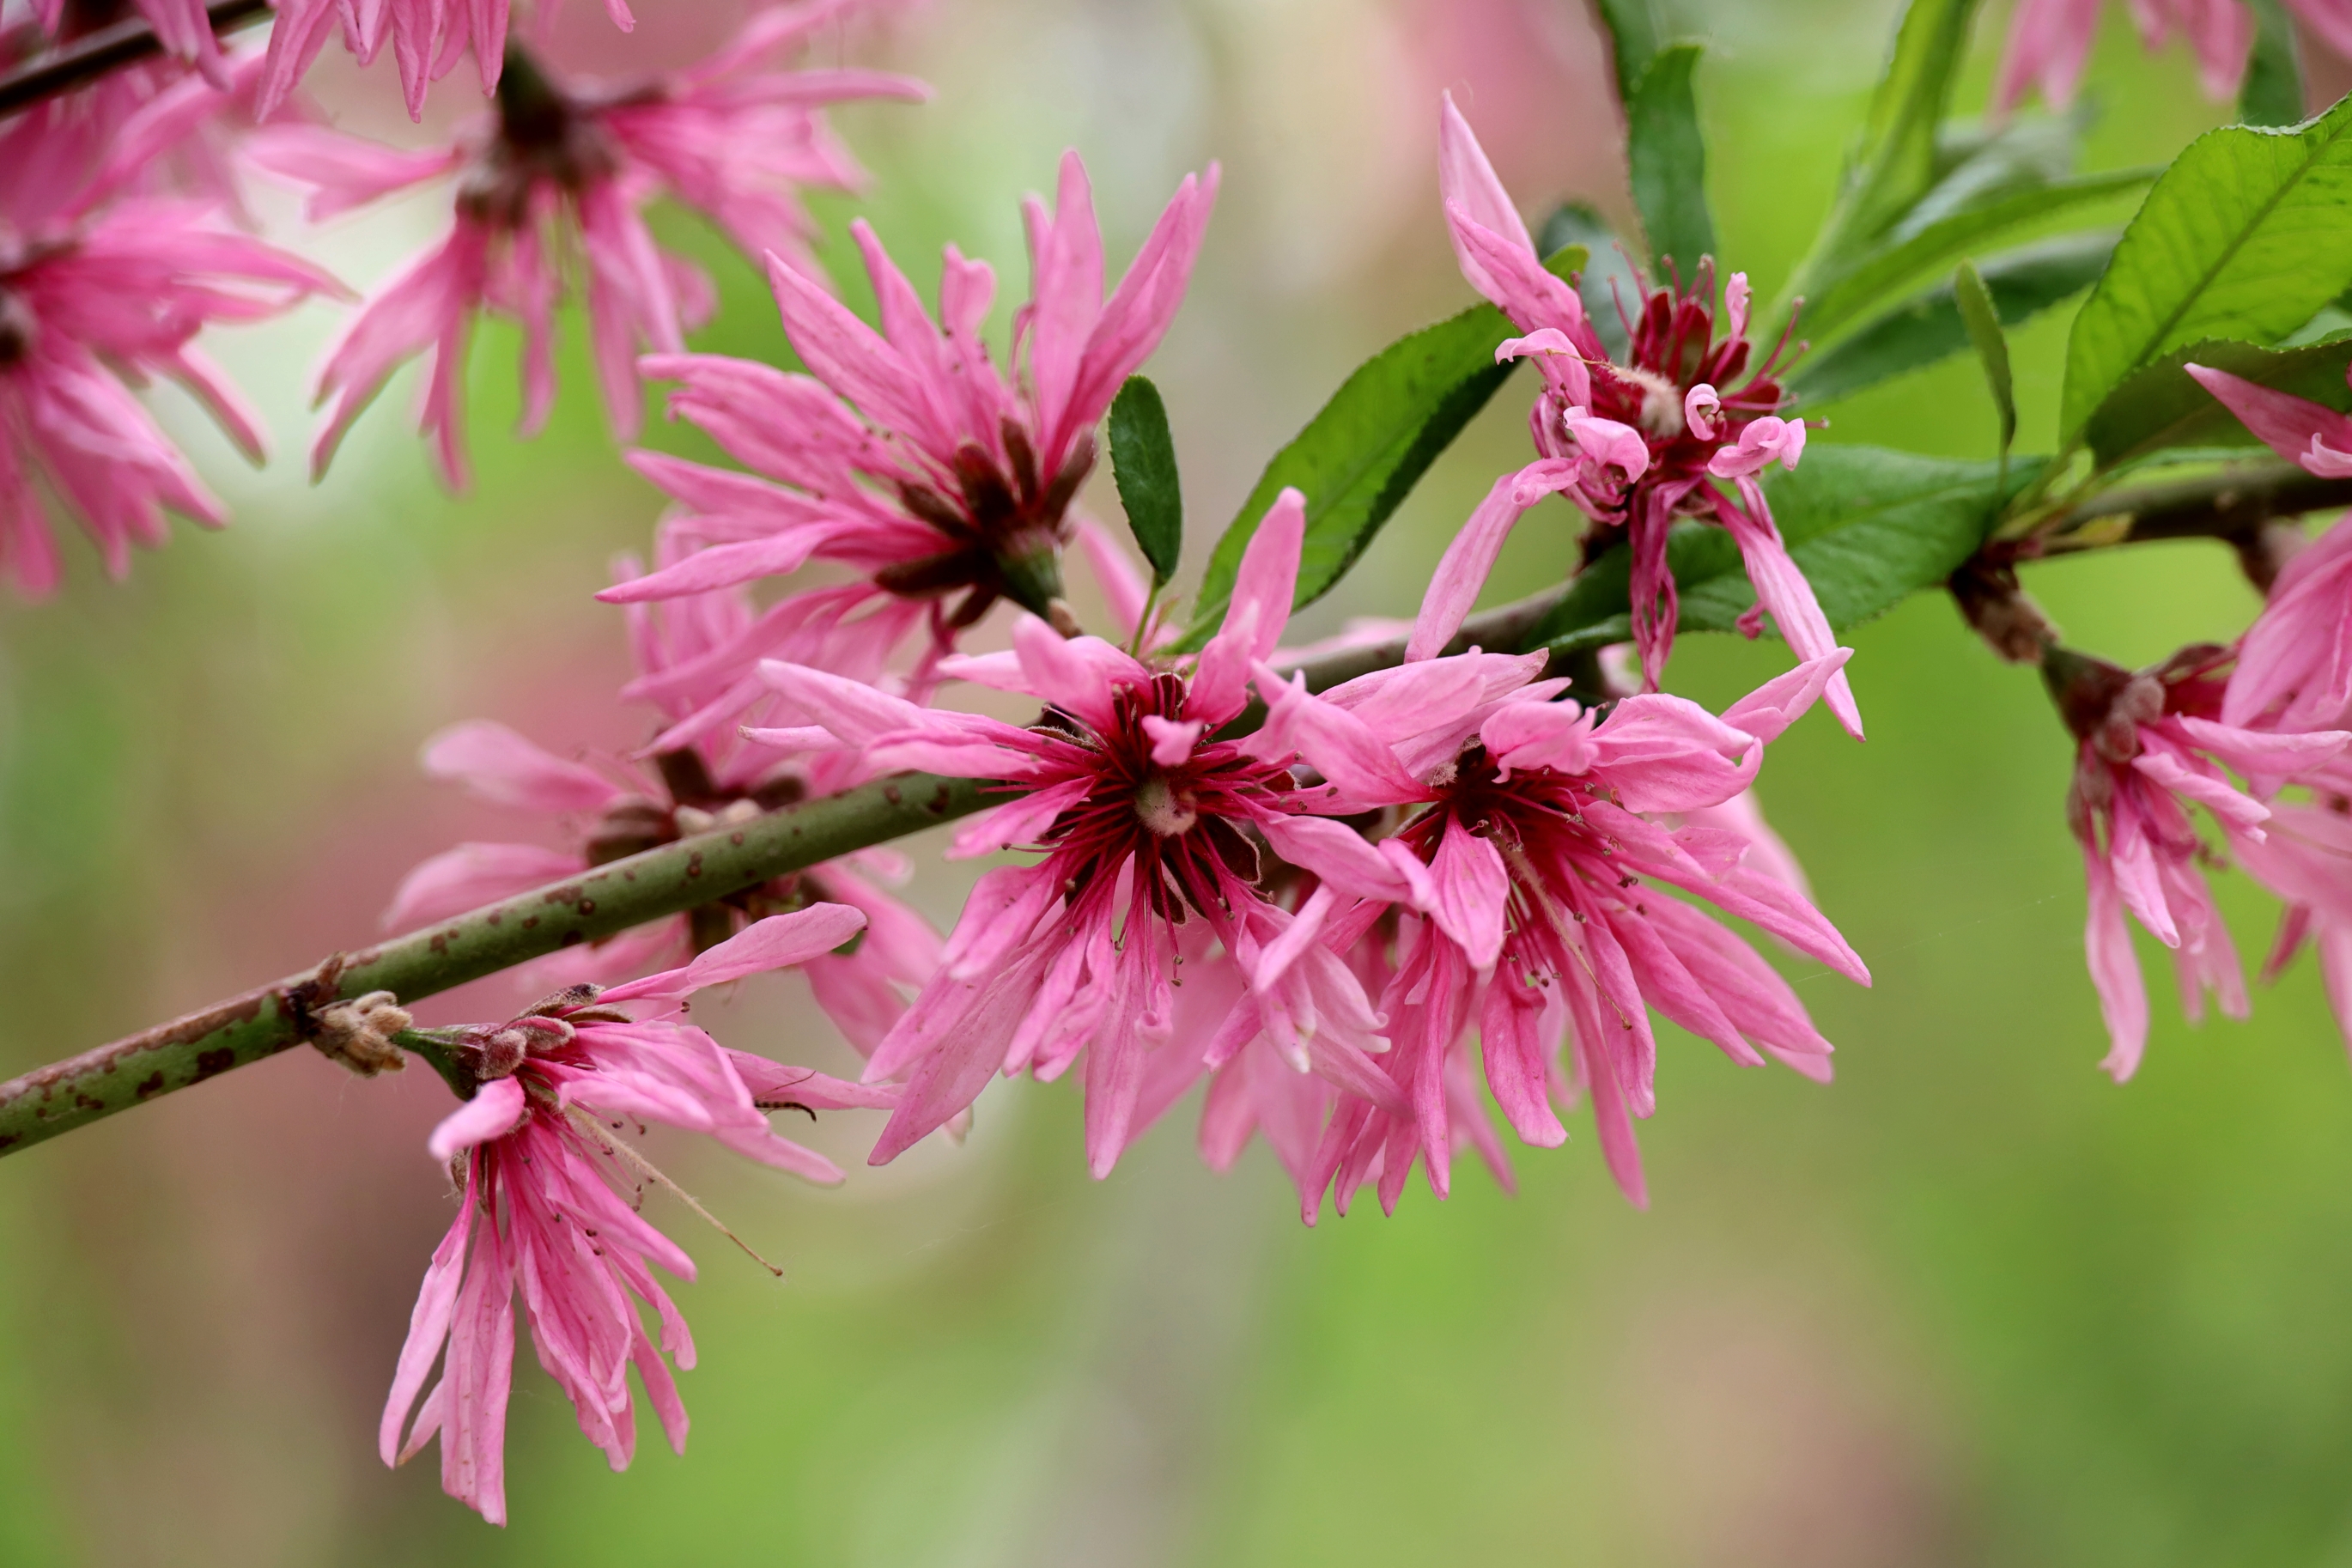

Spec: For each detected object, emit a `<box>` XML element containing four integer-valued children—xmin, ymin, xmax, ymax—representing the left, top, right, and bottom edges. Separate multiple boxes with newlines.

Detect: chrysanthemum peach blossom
<box><xmin>250</xmin><ymin>9</ymin><xmax>925</xmax><ymax>487</ymax></box>
<box><xmin>0</xmin><ymin>100</ymin><xmax>339</xmax><ymax>596</ymax></box>
<box><xmin>1994</xmin><ymin>0</ymin><xmax>2352</xmax><ymax>114</ymax></box>
<box><xmin>752</xmin><ymin>491</ymin><xmax>1407</xmax><ymax>1177</ymax></box>
<box><xmin>2048</xmin><ymin>646</ymin><xmax>2348</xmax><ymax>1079</ymax></box>
<box><xmin>386</xmin><ymin>546</ymin><xmax>939</xmax><ymax>1050</ymax></box>
<box><xmin>382</xmin><ymin>908</ymin><xmax>894</xmax><ymax>1524</ymax></box>
<box><xmin>596</xmin><ymin>147</ymin><xmax>1219</xmax><ymax>720</ymax></box>
<box><xmin>1418</xmin><ymin>96</ymin><xmax>1861</xmax><ymax>738</ymax></box>
<box><xmin>1243</xmin><ymin>637</ymin><xmax>1868</xmax><ymax>1215</ymax></box>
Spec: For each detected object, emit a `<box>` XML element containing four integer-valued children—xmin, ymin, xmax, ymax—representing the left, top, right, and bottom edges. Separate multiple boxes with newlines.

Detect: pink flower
<box><xmin>2221</xmin><ymin>512</ymin><xmax>2352</xmax><ymax>738</ymax></box>
<box><xmin>2198</xmin><ymin>513</ymin><xmax>2352</xmax><ymax>1051</ymax></box>
<box><xmin>0</xmin><ymin>108</ymin><xmax>339</xmax><ymax>596</ymax></box>
<box><xmin>596</xmin><ymin>146</ymin><xmax>1219</xmax><ymax>698</ymax></box>
<box><xmin>2048</xmin><ymin>646</ymin><xmax>2349</xmax><ymax>1080</ymax></box>
<box><xmin>752</xmin><ymin>491</ymin><xmax>1406</xmax><ymax>1177</ymax></box>
<box><xmin>1245</xmin><ymin>640</ymin><xmax>1869</xmax><ymax>1215</ymax></box>
<box><xmin>1993</xmin><ymin>0</ymin><xmax>2352</xmax><ymax>113</ymax></box>
<box><xmin>386</xmin><ymin>550</ymin><xmax>941</xmax><ymax>1050</ymax></box>
<box><xmin>381</xmin><ymin>907</ymin><xmax>896</xmax><ymax>1524</ymax></box>
<box><xmin>1419</xmin><ymin>98</ymin><xmax>1860</xmax><ymax>738</ymax></box>
<box><xmin>250</xmin><ymin>11</ymin><xmax>927</xmax><ymax>488</ymax></box>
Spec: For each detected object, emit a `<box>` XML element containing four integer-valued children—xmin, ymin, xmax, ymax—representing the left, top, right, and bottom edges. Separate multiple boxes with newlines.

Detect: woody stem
<box><xmin>0</xmin><ymin>0</ymin><xmax>270</xmax><ymax>115</ymax></box>
<box><xmin>3</xmin><ymin>459</ymin><xmax>2344</xmax><ymax>1160</ymax></box>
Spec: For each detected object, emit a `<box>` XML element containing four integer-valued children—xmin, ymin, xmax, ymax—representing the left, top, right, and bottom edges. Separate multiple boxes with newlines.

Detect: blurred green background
<box><xmin>4</xmin><ymin>0</ymin><xmax>2351</xmax><ymax>1562</ymax></box>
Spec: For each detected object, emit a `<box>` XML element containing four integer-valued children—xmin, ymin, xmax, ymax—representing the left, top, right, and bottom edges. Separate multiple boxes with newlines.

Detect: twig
<box><xmin>0</xmin><ymin>0</ymin><xmax>270</xmax><ymax>117</ymax></box>
<box><xmin>0</xmin><ymin>774</ymin><xmax>988</xmax><ymax>1157</ymax></box>
<box><xmin>9</xmin><ymin>459</ymin><xmax>2345</xmax><ymax>1162</ymax></box>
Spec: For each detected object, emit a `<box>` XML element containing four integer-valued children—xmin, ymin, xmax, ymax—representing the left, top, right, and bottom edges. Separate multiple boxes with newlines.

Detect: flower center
<box><xmin>0</xmin><ymin>289</ymin><xmax>33</xmax><ymax>371</ymax></box>
<box><xmin>877</xmin><ymin>425</ymin><xmax>1095</xmax><ymax>632</ymax></box>
<box><xmin>1133</xmin><ymin>772</ymin><xmax>1200</xmax><ymax>837</ymax></box>
<box><xmin>1608</xmin><ymin>364</ymin><xmax>1687</xmax><ymax>439</ymax></box>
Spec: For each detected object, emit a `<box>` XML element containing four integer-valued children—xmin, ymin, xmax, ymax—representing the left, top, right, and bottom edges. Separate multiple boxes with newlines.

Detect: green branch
<box><xmin>5</xmin><ymin>457</ymin><xmax>2343</xmax><ymax>1162</ymax></box>
<box><xmin>0</xmin><ymin>775</ymin><xmax>989</xmax><ymax>1158</ymax></box>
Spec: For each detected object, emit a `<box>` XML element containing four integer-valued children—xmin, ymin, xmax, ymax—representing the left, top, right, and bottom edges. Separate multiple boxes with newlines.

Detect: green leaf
<box><xmin>1525</xmin><ymin>447</ymin><xmax>2035</xmax><ymax>654</ymax></box>
<box><xmin>1178</xmin><ymin>246</ymin><xmax>1589</xmax><ymax>648</ymax></box>
<box><xmin>2084</xmin><ymin>331</ymin><xmax>2352</xmax><ymax>467</ymax></box>
<box><xmin>1539</xmin><ymin>202</ymin><xmax>1640</xmax><ymax>360</ymax></box>
<box><xmin>1790</xmin><ymin>234</ymin><xmax>2116</xmax><ymax>405</ymax></box>
<box><xmin>1801</xmin><ymin>167</ymin><xmax>2153</xmax><ymax>341</ymax></box>
<box><xmin>2240</xmin><ymin>0</ymin><xmax>2306</xmax><ymax>129</ymax></box>
<box><xmin>1815</xmin><ymin>0</ymin><xmax>1984</xmax><ymax>261</ymax></box>
<box><xmin>1106</xmin><ymin>375</ymin><xmax>1182</xmax><ymax>585</ymax></box>
<box><xmin>1954</xmin><ymin>260</ymin><xmax>2016</xmax><ymax>471</ymax></box>
<box><xmin>1626</xmin><ymin>44</ymin><xmax>1716</xmax><ymax>275</ymax></box>
<box><xmin>2060</xmin><ymin>93</ymin><xmax>2352</xmax><ymax>442</ymax></box>
<box><xmin>1895</xmin><ymin>106</ymin><xmax>2090</xmax><ymax>241</ymax></box>
<box><xmin>1591</xmin><ymin>0</ymin><xmax>1663</xmax><ymax>105</ymax></box>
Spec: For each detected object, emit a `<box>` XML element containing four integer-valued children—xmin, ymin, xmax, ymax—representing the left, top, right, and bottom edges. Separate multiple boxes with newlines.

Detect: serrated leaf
<box><xmin>1525</xmin><ymin>447</ymin><xmax>2035</xmax><ymax>655</ymax></box>
<box><xmin>1179</xmin><ymin>246</ymin><xmax>1588</xmax><ymax>648</ymax></box>
<box><xmin>1801</xmin><ymin>167</ymin><xmax>2152</xmax><ymax>341</ymax></box>
<box><xmin>2241</xmin><ymin>0</ymin><xmax>2306</xmax><ymax>129</ymax></box>
<box><xmin>1789</xmin><ymin>233</ymin><xmax>2116</xmax><ymax>406</ymax></box>
<box><xmin>1626</xmin><ymin>43</ymin><xmax>1716</xmax><ymax>275</ymax></box>
<box><xmin>2085</xmin><ymin>331</ymin><xmax>2352</xmax><ymax>467</ymax></box>
<box><xmin>1107</xmin><ymin>376</ymin><xmax>1182</xmax><ymax>585</ymax></box>
<box><xmin>2060</xmin><ymin>93</ymin><xmax>2352</xmax><ymax>441</ymax></box>
<box><xmin>1954</xmin><ymin>261</ymin><xmax>2016</xmax><ymax>470</ymax></box>
<box><xmin>1592</xmin><ymin>0</ymin><xmax>1663</xmax><ymax>105</ymax></box>
<box><xmin>1539</xmin><ymin>202</ymin><xmax>1640</xmax><ymax>360</ymax></box>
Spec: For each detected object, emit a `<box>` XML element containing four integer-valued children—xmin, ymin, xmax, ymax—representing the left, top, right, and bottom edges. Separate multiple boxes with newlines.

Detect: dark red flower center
<box><xmin>878</xmin><ymin>424</ymin><xmax>1096</xmax><ymax>634</ymax></box>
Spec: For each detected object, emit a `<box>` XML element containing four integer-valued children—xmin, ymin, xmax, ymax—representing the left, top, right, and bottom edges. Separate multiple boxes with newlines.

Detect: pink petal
<box><xmin>427</xmin><ymin>1076</ymin><xmax>527</xmax><ymax>1163</ymax></box>
<box><xmin>421</xmin><ymin>720</ymin><xmax>625</xmax><ymax>814</ymax></box>
<box><xmin>603</xmin><ymin>904</ymin><xmax>869</xmax><ymax>1011</ymax></box>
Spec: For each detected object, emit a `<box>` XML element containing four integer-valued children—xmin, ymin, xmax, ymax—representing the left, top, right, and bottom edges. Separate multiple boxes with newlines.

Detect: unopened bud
<box><xmin>311</xmin><ymin>991</ymin><xmax>412</xmax><ymax>1078</ymax></box>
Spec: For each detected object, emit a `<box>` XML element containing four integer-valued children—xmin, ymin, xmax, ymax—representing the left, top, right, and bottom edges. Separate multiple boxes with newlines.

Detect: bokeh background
<box><xmin>4</xmin><ymin>0</ymin><xmax>2350</xmax><ymax>1561</ymax></box>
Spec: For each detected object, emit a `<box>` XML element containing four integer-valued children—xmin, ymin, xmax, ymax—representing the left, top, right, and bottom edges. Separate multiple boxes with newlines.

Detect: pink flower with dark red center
<box><xmin>593</xmin><ymin>146</ymin><xmax>1220</xmax><ymax>721</ymax></box>
<box><xmin>752</xmin><ymin>492</ymin><xmax>1407</xmax><ymax>1176</ymax></box>
<box><xmin>1993</xmin><ymin>0</ymin><xmax>2352</xmax><ymax>114</ymax></box>
<box><xmin>385</xmin><ymin>549</ymin><xmax>941</xmax><ymax>1051</ymax></box>
<box><xmin>382</xmin><ymin>908</ymin><xmax>896</xmax><ymax>1524</ymax></box>
<box><xmin>248</xmin><ymin>10</ymin><xmax>926</xmax><ymax>488</ymax></box>
<box><xmin>1243</xmin><ymin>640</ymin><xmax>1868</xmax><ymax>1216</ymax></box>
<box><xmin>2047</xmin><ymin>646</ymin><xmax>2349</xmax><ymax>1080</ymax></box>
<box><xmin>1416</xmin><ymin>97</ymin><xmax>1861</xmax><ymax>738</ymax></box>
<box><xmin>0</xmin><ymin>106</ymin><xmax>340</xmax><ymax>596</ymax></box>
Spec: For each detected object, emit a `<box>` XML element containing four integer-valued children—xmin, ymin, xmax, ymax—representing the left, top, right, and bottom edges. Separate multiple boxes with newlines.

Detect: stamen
<box><xmin>565</xmin><ymin>1105</ymin><xmax>785</xmax><ymax>1278</ymax></box>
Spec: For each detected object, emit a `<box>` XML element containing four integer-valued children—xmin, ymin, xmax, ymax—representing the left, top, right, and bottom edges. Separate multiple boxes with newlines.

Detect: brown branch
<box><xmin>0</xmin><ymin>0</ymin><xmax>270</xmax><ymax>117</ymax></box>
<box><xmin>2047</xmin><ymin>463</ymin><xmax>2352</xmax><ymax>593</ymax></box>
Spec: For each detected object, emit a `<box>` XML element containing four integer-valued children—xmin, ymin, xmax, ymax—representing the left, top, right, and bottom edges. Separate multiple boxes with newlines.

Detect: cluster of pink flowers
<box><xmin>0</xmin><ymin>1</ymin><xmax>921</xmax><ymax>590</ymax></box>
<box><xmin>0</xmin><ymin>34</ymin><xmax>334</xmax><ymax>595</ymax></box>
<box><xmin>366</xmin><ymin>98</ymin><xmax>1881</xmax><ymax>1514</ymax></box>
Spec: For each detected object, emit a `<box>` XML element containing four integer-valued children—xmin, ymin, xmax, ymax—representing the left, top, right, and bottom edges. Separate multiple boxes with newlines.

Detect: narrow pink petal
<box><xmin>603</xmin><ymin>904</ymin><xmax>868</xmax><ymax>1009</ymax></box>
<box><xmin>421</xmin><ymin>720</ymin><xmax>624</xmax><ymax>814</ymax></box>
<box><xmin>427</xmin><ymin>1078</ymin><xmax>527</xmax><ymax>1163</ymax></box>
